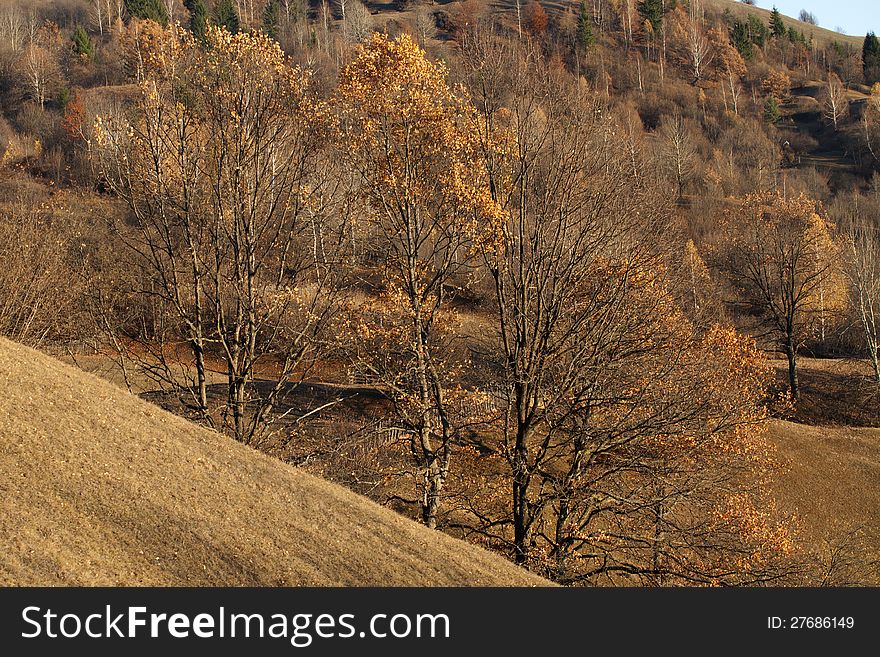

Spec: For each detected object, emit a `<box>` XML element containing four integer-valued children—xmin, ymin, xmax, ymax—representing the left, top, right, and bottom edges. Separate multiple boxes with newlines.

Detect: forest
<box><xmin>0</xmin><ymin>0</ymin><xmax>879</xmax><ymax>586</ymax></box>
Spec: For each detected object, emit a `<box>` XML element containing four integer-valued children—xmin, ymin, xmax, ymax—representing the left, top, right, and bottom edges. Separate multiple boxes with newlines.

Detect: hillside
<box><xmin>769</xmin><ymin>420</ymin><xmax>880</xmax><ymax>582</ymax></box>
<box><xmin>706</xmin><ymin>0</ymin><xmax>863</xmax><ymax>49</ymax></box>
<box><xmin>0</xmin><ymin>338</ymin><xmax>548</xmax><ymax>586</ymax></box>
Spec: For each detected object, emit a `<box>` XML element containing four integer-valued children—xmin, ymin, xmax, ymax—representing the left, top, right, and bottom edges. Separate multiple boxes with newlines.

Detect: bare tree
<box><xmin>798</xmin><ymin>9</ymin><xmax>818</xmax><ymax>26</ymax></box>
<box><xmin>0</xmin><ymin>6</ymin><xmax>26</xmax><ymax>52</ymax></box>
<box><xmin>95</xmin><ymin>28</ymin><xmax>346</xmax><ymax>444</ymax></box>
<box><xmin>836</xmin><ymin>193</ymin><xmax>880</xmax><ymax>382</ymax></box>
<box><xmin>820</xmin><ymin>72</ymin><xmax>847</xmax><ymax>131</ymax></box>
<box><xmin>658</xmin><ymin>115</ymin><xmax>698</xmax><ymax>200</ymax></box>
<box><xmin>21</xmin><ymin>43</ymin><xmax>60</xmax><ymax>110</ymax></box>
<box><xmin>345</xmin><ymin>0</ymin><xmax>372</xmax><ymax>43</ymax></box>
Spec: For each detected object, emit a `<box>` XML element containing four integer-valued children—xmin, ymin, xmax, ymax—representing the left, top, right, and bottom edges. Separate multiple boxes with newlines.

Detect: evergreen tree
<box><xmin>638</xmin><ymin>0</ymin><xmax>664</xmax><ymax>33</ymax></box>
<box><xmin>125</xmin><ymin>0</ymin><xmax>169</xmax><ymax>25</ymax></box>
<box><xmin>184</xmin><ymin>0</ymin><xmax>209</xmax><ymax>42</ymax></box>
<box><xmin>748</xmin><ymin>13</ymin><xmax>769</xmax><ymax>48</ymax></box>
<box><xmin>576</xmin><ymin>1</ymin><xmax>594</xmax><ymax>51</ymax></box>
<box><xmin>764</xmin><ymin>96</ymin><xmax>781</xmax><ymax>124</ymax></box>
<box><xmin>71</xmin><ymin>25</ymin><xmax>94</xmax><ymax>58</ymax></box>
<box><xmin>262</xmin><ymin>0</ymin><xmax>280</xmax><ymax>40</ymax></box>
<box><xmin>730</xmin><ymin>19</ymin><xmax>754</xmax><ymax>60</ymax></box>
<box><xmin>863</xmin><ymin>32</ymin><xmax>880</xmax><ymax>84</ymax></box>
<box><xmin>215</xmin><ymin>0</ymin><xmax>241</xmax><ymax>34</ymax></box>
<box><xmin>769</xmin><ymin>6</ymin><xmax>786</xmax><ymax>38</ymax></box>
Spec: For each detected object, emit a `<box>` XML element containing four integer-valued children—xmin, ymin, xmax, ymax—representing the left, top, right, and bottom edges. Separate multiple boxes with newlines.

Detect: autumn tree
<box><xmin>719</xmin><ymin>39</ymin><xmax>747</xmax><ymax>114</ymax></box>
<box><xmin>455</xmin><ymin>40</ymin><xmax>795</xmax><ymax>582</ymax></box>
<box><xmin>94</xmin><ymin>26</ymin><xmax>345</xmax><ymax>444</ymax></box>
<box><xmin>762</xmin><ymin>68</ymin><xmax>791</xmax><ymax>102</ymax></box>
<box><xmin>522</xmin><ymin>1</ymin><xmax>548</xmax><ymax>37</ymax></box>
<box><xmin>335</xmin><ymin>33</ymin><xmax>502</xmax><ymax>529</ymax></box>
<box><xmin>833</xmin><ymin>191</ymin><xmax>880</xmax><ymax>382</ymax></box>
<box><xmin>721</xmin><ymin>193</ymin><xmax>845</xmax><ymax>399</ymax></box>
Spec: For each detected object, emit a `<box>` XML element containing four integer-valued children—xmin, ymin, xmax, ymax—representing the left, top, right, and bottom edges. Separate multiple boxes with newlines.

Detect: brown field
<box><xmin>0</xmin><ymin>338</ymin><xmax>549</xmax><ymax>586</ymax></box>
<box><xmin>769</xmin><ymin>420</ymin><xmax>880</xmax><ymax>582</ymax></box>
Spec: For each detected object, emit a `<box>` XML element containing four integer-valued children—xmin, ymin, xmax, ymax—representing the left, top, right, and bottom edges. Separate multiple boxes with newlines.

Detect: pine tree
<box><xmin>576</xmin><ymin>1</ymin><xmax>594</xmax><ymax>51</ymax></box>
<box><xmin>184</xmin><ymin>0</ymin><xmax>209</xmax><ymax>42</ymax></box>
<box><xmin>215</xmin><ymin>0</ymin><xmax>241</xmax><ymax>34</ymax></box>
<box><xmin>863</xmin><ymin>32</ymin><xmax>880</xmax><ymax>84</ymax></box>
<box><xmin>638</xmin><ymin>0</ymin><xmax>664</xmax><ymax>33</ymax></box>
<box><xmin>730</xmin><ymin>19</ymin><xmax>754</xmax><ymax>60</ymax></box>
<box><xmin>125</xmin><ymin>0</ymin><xmax>169</xmax><ymax>25</ymax></box>
<box><xmin>71</xmin><ymin>25</ymin><xmax>94</xmax><ymax>58</ymax></box>
<box><xmin>764</xmin><ymin>96</ymin><xmax>781</xmax><ymax>124</ymax></box>
<box><xmin>769</xmin><ymin>6</ymin><xmax>786</xmax><ymax>38</ymax></box>
<box><xmin>262</xmin><ymin>0</ymin><xmax>279</xmax><ymax>40</ymax></box>
<box><xmin>748</xmin><ymin>13</ymin><xmax>769</xmax><ymax>48</ymax></box>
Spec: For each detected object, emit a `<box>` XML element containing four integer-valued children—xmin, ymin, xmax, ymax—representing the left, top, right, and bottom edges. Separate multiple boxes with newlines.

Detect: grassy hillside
<box><xmin>0</xmin><ymin>338</ymin><xmax>548</xmax><ymax>586</ymax></box>
<box><xmin>768</xmin><ymin>420</ymin><xmax>880</xmax><ymax>583</ymax></box>
<box><xmin>706</xmin><ymin>0</ymin><xmax>864</xmax><ymax>48</ymax></box>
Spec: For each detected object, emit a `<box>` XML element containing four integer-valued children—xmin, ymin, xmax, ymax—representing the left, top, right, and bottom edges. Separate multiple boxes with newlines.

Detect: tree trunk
<box><xmin>512</xmin><ymin>424</ymin><xmax>530</xmax><ymax>564</ymax></box>
<box><xmin>785</xmin><ymin>337</ymin><xmax>799</xmax><ymax>399</ymax></box>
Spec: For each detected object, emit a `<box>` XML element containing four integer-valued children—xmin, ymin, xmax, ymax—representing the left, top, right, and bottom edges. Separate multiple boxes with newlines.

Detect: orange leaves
<box><xmin>335</xmin><ymin>33</ymin><xmax>503</xmax><ymax>250</ymax></box>
<box><xmin>761</xmin><ymin>69</ymin><xmax>792</xmax><ymax>101</ymax></box>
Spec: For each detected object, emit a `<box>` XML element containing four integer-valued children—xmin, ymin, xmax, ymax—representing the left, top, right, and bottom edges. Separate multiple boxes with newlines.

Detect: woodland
<box><xmin>1</xmin><ymin>0</ymin><xmax>879</xmax><ymax>585</ymax></box>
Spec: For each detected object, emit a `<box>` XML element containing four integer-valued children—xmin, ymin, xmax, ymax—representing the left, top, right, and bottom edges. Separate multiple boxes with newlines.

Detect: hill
<box><xmin>768</xmin><ymin>420</ymin><xmax>880</xmax><ymax>582</ymax></box>
<box><xmin>0</xmin><ymin>338</ymin><xmax>548</xmax><ymax>586</ymax></box>
<box><xmin>706</xmin><ymin>0</ymin><xmax>863</xmax><ymax>49</ymax></box>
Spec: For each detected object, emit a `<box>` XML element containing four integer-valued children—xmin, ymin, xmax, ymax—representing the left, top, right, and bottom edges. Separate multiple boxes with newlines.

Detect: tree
<box><xmin>769</xmin><ymin>6</ymin><xmax>786</xmax><ymax>38</ymax></box>
<box><xmin>576</xmin><ymin>1</ymin><xmax>594</xmax><ymax>51</ymax></box>
<box><xmin>184</xmin><ymin>0</ymin><xmax>208</xmax><ymax>42</ymax></box>
<box><xmin>721</xmin><ymin>194</ymin><xmax>845</xmax><ymax>399</ymax></box>
<box><xmin>522</xmin><ymin>1</ymin><xmax>548</xmax><ymax>36</ymax></box>
<box><xmin>798</xmin><ymin>9</ymin><xmax>817</xmax><ymax>26</ymax></box>
<box><xmin>820</xmin><ymin>72</ymin><xmax>847</xmax><ymax>131</ymax></box>
<box><xmin>658</xmin><ymin>114</ymin><xmax>698</xmax><ymax>199</ymax></box>
<box><xmin>72</xmin><ymin>25</ymin><xmax>95</xmax><ymax>59</ymax></box>
<box><xmin>720</xmin><ymin>40</ymin><xmax>747</xmax><ymax>114</ymax></box>
<box><xmin>261</xmin><ymin>0</ymin><xmax>279</xmax><ymax>39</ymax></box>
<box><xmin>834</xmin><ymin>192</ymin><xmax>880</xmax><ymax>382</ymax></box>
<box><xmin>762</xmin><ymin>69</ymin><xmax>791</xmax><ymax>102</ymax></box>
<box><xmin>95</xmin><ymin>26</ymin><xmax>345</xmax><ymax>445</ymax></box>
<box><xmin>214</xmin><ymin>0</ymin><xmax>240</xmax><ymax>33</ymax></box>
<box><xmin>61</xmin><ymin>93</ymin><xmax>87</xmax><ymax>143</ymax></box>
<box><xmin>863</xmin><ymin>32</ymin><xmax>880</xmax><ymax>84</ymax></box>
<box><xmin>638</xmin><ymin>0</ymin><xmax>664</xmax><ymax>32</ymax></box>
<box><xmin>457</xmin><ymin>44</ymin><xmax>795</xmax><ymax>583</ymax></box>
<box><xmin>20</xmin><ymin>43</ymin><xmax>61</xmax><ymax>110</ymax></box>
<box><xmin>125</xmin><ymin>0</ymin><xmax>169</xmax><ymax>25</ymax></box>
<box><xmin>669</xmin><ymin>5</ymin><xmax>713</xmax><ymax>84</ymax></box>
<box><xmin>748</xmin><ymin>13</ymin><xmax>769</xmax><ymax>48</ymax></box>
<box><xmin>335</xmin><ymin>33</ymin><xmax>502</xmax><ymax>529</ymax></box>
<box><xmin>729</xmin><ymin>18</ymin><xmax>754</xmax><ymax>60</ymax></box>
<box><xmin>345</xmin><ymin>0</ymin><xmax>373</xmax><ymax>42</ymax></box>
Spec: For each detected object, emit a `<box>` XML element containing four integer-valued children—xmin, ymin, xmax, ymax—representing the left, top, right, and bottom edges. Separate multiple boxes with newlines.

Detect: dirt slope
<box><xmin>0</xmin><ymin>338</ymin><xmax>547</xmax><ymax>586</ymax></box>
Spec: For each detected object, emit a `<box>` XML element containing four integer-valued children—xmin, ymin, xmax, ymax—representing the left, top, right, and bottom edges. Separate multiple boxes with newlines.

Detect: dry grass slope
<box><xmin>0</xmin><ymin>338</ymin><xmax>548</xmax><ymax>586</ymax></box>
<box><xmin>768</xmin><ymin>420</ymin><xmax>880</xmax><ymax>582</ymax></box>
